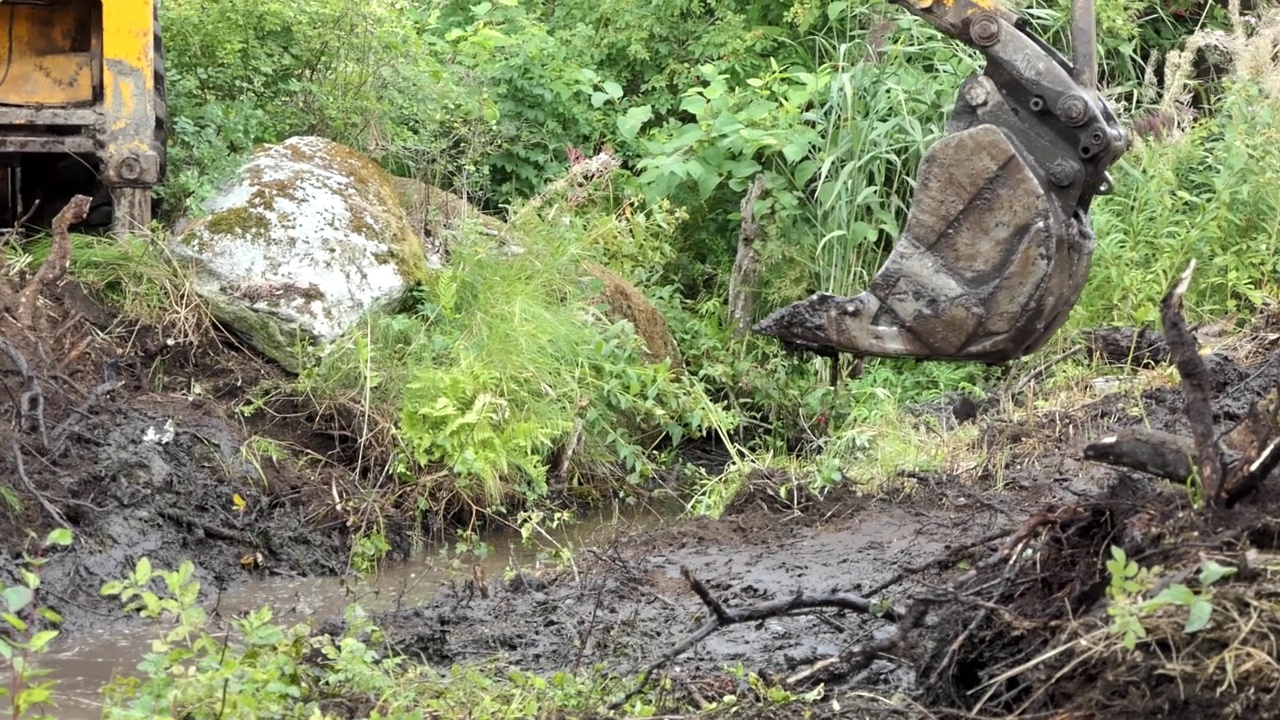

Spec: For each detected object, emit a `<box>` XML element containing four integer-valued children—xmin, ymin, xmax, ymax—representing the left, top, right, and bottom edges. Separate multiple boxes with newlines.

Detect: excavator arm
<box><xmin>754</xmin><ymin>0</ymin><xmax>1128</xmax><ymax>364</ymax></box>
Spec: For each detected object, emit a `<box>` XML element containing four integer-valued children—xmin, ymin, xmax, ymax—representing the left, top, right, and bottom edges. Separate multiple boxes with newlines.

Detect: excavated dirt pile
<box><xmin>0</xmin><ymin>199</ymin><xmax>349</xmax><ymax>633</ymax></box>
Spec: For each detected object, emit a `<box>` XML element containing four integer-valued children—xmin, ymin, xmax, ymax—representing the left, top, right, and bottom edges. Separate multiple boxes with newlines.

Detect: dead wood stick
<box><xmin>727</xmin><ymin>174</ymin><xmax>766</xmax><ymax>337</ymax></box>
<box><xmin>1083</xmin><ymin>262</ymin><xmax>1280</xmax><ymax>506</ymax></box>
<box><xmin>866</xmin><ymin>525</ymin><xmax>1017</xmax><ymax>596</ymax></box>
<box><xmin>784</xmin><ymin>600</ymin><xmax>928</xmax><ymax>687</ymax></box>
<box><xmin>11</xmin><ymin>439</ymin><xmax>69</xmax><ymax>528</ymax></box>
<box><xmin>607</xmin><ymin>566</ymin><xmax>902</xmax><ymax>710</ymax></box>
<box><xmin>1160</xmin><ymin>259</ymin><xmax>1226</xmax><ymax>504</ymax></box>
<box><xmin>1221</xmin><ymin>388</ymin><xmax>1280</xmax><ymax>507</ymax></box>
<box><xmin>1084</xmin><ymin>427</ymin><xmax>1207</xmax><ymax>481</ymax></box>
<box><xmin>157</xmin><ymin>508</ymin><xmax>251</xmax><ymax>545</ymax></box>
<box><xmin>1082</xmin><ymin>395</ymin><xmax>1280</xmax><ymax>505</ymax></box>
<box><xmin>16</xmin><ymin>195</ymin><xmax>91</xmax><ymax>329</ymax></box>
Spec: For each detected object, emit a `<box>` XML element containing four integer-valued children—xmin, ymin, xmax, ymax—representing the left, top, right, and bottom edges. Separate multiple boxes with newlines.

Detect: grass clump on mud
<box><xmin>245</xmin><ymin>177</ymin><xmax>736</xmax><ymax>564</ymax></box>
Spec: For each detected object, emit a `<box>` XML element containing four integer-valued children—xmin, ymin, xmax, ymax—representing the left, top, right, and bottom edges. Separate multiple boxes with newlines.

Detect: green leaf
<box><xmin>781</xmin><ymin>140</ymin><xmax>811</xmax><ymax>164</ymax></box>
<box><xmin>679</xmin><ymin>94</ymin><xmax>708</xmax><ymax>116</ymax></box>
<box><xmin>29</xmin><ymin>629</ymin><xmax>59</xmax><ymax>652</ymax></box>
<box><xmin>602</xmin><ymin>80</ymin><xmax>623</xmax><ymax>99</ymax></box>
<box><xmin>1184</xmin><ymin>599</ymin><xmax>1213</xmax><ymax>633</ymax></box>
<box><xmin>134</xmin><ymin>557</ymin><xmax>152</xmax><ymax>584</ymax></box>
<box><xmin>828</xmin><ymin>1</ymin><xmax>850</xmax><ymax>20</ymax></box>
<box><xmin>1199</xmin><ymin>560</ymin><xmax>1237</xmax><ymax>586</ymax></box>
<box><xmin>697</xmin><ymin>166</ymin><xmax>724</xmax><ymax>199</ymax></box>
<box><xmin>44</xmin><ymin>527</ymin><xmax>72</xmax><ymax>548</ymax></box>
<box><xmin>3</xmin><ymin>612</ymin><xmax>27</xmax><ymax>633</ymax></box>
<box><xmin>616</xmin><ymin>105</ymin><xmax>653</xmax><ymax>141</ymax></box>
<box><xmin>1148</xmin><ymin>584</ymin><xmax>1197</xmax><ymax>608</ymax></box>
<box><xmin>3</xmin><ymin>586</ymin><xmax>33</xmax><ymax>614</ymax></box>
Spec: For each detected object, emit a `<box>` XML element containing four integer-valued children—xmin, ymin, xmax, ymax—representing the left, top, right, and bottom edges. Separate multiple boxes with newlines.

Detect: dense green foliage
<box><xmin>145</xmin><ymin>0</ymin><xmax>1280</xmax><ymax>533</ymax></box>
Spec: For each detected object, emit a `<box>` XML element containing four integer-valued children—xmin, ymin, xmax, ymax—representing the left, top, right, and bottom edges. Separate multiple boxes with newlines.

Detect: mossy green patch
<box><xmin>203</xmin><ymin>206</ymin><xmax>271</xmax><ymax>238</ymax></box>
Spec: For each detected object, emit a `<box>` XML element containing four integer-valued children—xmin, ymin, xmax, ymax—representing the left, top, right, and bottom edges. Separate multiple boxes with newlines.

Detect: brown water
<box><xmin>16</xmin><ymin>502</ymin><xmax>674</xmax><ymax>719</ymax></box>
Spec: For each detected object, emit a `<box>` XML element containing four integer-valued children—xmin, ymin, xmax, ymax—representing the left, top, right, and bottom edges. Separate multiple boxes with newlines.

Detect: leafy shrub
<box><xmin>434</xmin><ymin>1</ymin><xmax>625</xmax><ymax>205</ymax></box>
<box><xmin>159</xmin><ymin>0</ymin><xmax>496</xmax><ymax>216</ymax></box>
<box><xmin>275</xmin><ymin>184</ymin><xmax>729</xmax><ymax>537</ymax></box>
<box><xmin>1075</xmin><ymin>6</ymin><xmax>1280</xmax><ymax>328</ymax></box>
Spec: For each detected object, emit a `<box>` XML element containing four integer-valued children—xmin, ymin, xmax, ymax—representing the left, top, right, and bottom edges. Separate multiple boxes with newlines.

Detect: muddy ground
<box><xmin>314</xmin><ymin>329</ymin><xmax>1280</xmax><ymax>718</ymax></box>
<box><xmin>0</xmin><ymin>273</ymin><xmax>352</xmax><ymax>633</ymax></box>
<box><xmin>3</xmin><ymin>242</ymin><xmax>1280</xmax><ymax>718</ymax></box>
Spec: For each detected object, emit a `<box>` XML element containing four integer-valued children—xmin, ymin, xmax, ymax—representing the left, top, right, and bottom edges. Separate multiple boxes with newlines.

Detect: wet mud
<box><xmin>5</xmin><ymin>260</ymin><xmax>1280</xmax><ymax>720</ymax></box>
<box><xmin>323</xmin><ymin>491</ymin><xmax>994</xmax><ymax>680</ymax></box>
<box><xmin>0</xmin><ymin>277</ymin><xmax>348</xmax><ymax>634</ymax></box>
<box><xmin>312</xmin><ymin>327</ymin><xmax>1280</xmax><ymax>719</ymax></box>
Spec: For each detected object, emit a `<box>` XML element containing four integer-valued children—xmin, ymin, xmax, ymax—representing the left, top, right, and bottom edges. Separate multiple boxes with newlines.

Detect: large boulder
<box><xmin>170</xmin><ymin>136</ymin><xmax>429</xmax><ymax>372</ymax></box>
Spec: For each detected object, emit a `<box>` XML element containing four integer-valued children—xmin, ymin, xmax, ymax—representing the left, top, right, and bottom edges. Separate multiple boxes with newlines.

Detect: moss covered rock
<box><xmin>170</xmin><ymin>136</ymin><xmax>429</xmax><ymax>372</ymax></box>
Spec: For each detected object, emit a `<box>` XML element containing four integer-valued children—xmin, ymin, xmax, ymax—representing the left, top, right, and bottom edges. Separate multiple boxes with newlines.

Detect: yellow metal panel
<box><xmin>102</xmin><ymin>0</ymin><xmax>155</xmax><ymax>151</ymax></box>
<box><xmin>0</xmin><ymin>3</ymin><xmax>95</xmax><ymax>107</ymax></box>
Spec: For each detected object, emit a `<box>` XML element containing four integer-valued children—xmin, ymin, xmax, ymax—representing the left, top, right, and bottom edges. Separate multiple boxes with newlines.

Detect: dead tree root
<box><xmin>608</xmin><ymin>566</ymin><xmax>914</xmax><ymax>709</ymax></box>
<box><xmin>1083</xmin><ymin>260</ymin><xmax>1280</xmax><ymax>507</ymax></box>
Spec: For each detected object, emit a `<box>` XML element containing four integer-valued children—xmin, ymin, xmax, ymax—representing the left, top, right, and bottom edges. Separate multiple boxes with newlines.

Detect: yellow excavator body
<box><xmin>0</xmin><ymin>0</ymin><xmax>165</xmax><ymax>235</ymax></box>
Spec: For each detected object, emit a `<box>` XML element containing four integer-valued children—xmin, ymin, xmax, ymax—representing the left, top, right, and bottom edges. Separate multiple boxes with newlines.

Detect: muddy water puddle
<box><xmin>27</xmin><ymin>502</ymin><xmax>675</xmax><ymax>719</ymax></box>
<box><xmin>24</xmin><ymin>490</ymin><xmax>1006</xmax><ymax>719</ymax></box>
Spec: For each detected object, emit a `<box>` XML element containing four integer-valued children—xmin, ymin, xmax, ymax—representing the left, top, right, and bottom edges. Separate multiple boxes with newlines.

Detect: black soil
<box><xmin>0</xmin><ymin>276</ymin><xmax>350</xmax><ymax>633</ymax></box>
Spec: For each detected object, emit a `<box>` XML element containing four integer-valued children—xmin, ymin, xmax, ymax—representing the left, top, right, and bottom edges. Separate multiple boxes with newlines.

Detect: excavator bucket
<box><xmin>755</xmin><ymin>0</ymin><xmax>1127</xmax><ymax>364</ymax></box>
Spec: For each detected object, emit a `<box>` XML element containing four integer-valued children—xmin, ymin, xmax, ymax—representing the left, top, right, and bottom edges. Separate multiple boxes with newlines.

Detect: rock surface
<box><xmin>170</xmin><ymin>136</ymin><xmax>428</xmax><ymax>371</ymax></box>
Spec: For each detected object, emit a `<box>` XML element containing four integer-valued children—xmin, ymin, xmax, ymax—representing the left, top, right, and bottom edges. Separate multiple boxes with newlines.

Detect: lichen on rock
<box><xmin>170</xmin><ymin>136</ymin><xmax>429</xmax><ymax>372</ymax></box>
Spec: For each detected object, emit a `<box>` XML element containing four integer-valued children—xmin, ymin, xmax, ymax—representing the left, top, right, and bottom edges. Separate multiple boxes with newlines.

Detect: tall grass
<box><xmin>797</xmin><ymin>0</ymin><xmax>980</xmax><ymax>298</ymax></box>
<box><xmin>1074</xmin><ymin>0</ymin><xmax>1280</xmax><ymax>328</ymax></box>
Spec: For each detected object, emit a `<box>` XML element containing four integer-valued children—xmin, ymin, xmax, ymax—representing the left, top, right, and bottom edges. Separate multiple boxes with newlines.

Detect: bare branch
<box><xmin>16</xmin><ymin>195</ymin><xmax>92</xmax><ymax>329</ymax></box>
<box><xmin>607</xmin><ymin>565</ymin><xmax>903</xmax><ymax>710</ymax></box>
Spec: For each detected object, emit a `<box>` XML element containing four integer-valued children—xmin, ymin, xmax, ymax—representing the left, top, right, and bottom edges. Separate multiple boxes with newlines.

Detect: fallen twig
<box><xmin>607</xmin><ymin>566</ymin><xmax>902</xmax><ymax>710</ymax></box>
<box><xmin>157</xmin><ymin>508</ymin><xmax>252</xmax><ymax>545</ymax></box>
<box><xmin>784</xmin><ymin>600</ymin><xmax>928</xmax><ymax>687</ymax></box>
<box><xmin>866</xmin><ymin>525</ymin><xmax>1017</xmax><ymax>596</ymax></box>
<box><xmin>15</xmin><ymin>195</ymin><xmax>91</xmax><ymax>329</ymax></box>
